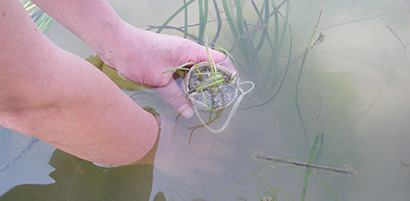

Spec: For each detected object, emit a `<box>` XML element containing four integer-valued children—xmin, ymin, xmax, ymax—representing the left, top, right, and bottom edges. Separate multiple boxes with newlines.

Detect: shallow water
<box><xmin>1</xmin><ymin>0</ymin><xmax>410</xmax><ymax>200</ymax></box>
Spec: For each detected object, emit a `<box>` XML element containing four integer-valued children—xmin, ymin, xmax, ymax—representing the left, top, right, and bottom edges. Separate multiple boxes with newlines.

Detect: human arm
<box><xmin>0</xmin><ymin>0</ymin><xmax>158</xmax><ymax>166</ymax></box>
<box><xmin>31</xmin><ymin>0</ymin><xmax>235</xmax><ymax>117</ymax></box>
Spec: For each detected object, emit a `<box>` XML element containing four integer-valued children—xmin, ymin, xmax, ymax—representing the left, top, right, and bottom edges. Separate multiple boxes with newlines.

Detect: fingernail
<box><xmin>178</xmin><ymin>105</ymin><xmax>194</xmax><ymax>118</ymax></box>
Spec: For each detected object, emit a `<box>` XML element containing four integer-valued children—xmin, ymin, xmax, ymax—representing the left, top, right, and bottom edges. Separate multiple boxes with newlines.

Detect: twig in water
<box><xmin>252</xmin><ymin>151</ymin><xmax>358</xmax><ymax>177</ymax></box>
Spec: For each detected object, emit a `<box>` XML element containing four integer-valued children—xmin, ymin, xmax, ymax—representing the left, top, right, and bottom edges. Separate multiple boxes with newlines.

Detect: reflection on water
<box><xmin>1</xmin><ymin>0</ymin><xmax>410</xmax><ymax>200</ymax></box>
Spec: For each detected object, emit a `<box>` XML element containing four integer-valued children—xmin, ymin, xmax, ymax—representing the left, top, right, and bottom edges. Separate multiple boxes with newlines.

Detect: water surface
<box><xmin>1</xmin><ymin>0</ymin><xmax>410</xmax><ymax>200</ymax></box>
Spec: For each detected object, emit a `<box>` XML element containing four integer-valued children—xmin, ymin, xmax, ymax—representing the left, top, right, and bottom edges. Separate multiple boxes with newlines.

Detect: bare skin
<box><xmin>0</xmin><ymin>0</ymin><xmax>234</xmax><ymax>166</ymax></box>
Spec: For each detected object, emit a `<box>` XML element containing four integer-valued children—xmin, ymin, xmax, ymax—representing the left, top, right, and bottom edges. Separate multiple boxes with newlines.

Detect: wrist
<box><xmin>88</xmin><ymin>16</ymin><xmax>126</xmax><ymax>64</ymax></box>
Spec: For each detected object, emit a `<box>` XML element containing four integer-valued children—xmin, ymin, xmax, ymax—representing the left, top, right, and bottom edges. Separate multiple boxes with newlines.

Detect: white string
<box><xmin>192</xmin><ymin>80</ymin><xmax>255</xmax><ymax>133</ymax></box>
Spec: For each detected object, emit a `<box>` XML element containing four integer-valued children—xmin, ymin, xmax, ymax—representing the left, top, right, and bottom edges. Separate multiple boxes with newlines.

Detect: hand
<box><xmin>99</xmin><ymin>22</ymin><xmax>236</xmax><ymax>117</ymax></box>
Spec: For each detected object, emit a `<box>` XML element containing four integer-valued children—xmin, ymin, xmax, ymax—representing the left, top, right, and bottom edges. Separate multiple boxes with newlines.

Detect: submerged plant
<box><xmin>162</xmin><ymin>38</ymin><xmax>235</xmax><ymax>110</ymax></box>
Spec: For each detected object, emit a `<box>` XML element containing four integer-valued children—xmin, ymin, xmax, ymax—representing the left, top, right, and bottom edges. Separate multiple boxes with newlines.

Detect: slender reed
<box><xmin>211</xmin><ymin>0</ymin><xmax>222</xmax><ymax>46</ymax></box>
<box><xmin>222</xmin><ymin>0</ymin><xmax>239</xmax><ymax>38</ymax></box>
<box><xmin>385</xmin><ymin>25</ymin><xmax>407</xmax><ymax>72</ymax></box>
<box><xmin>197</xmin><ymin>0</ymin><xmax>208</xmax><ymax>44</ymax></box>
<box><xmin>155</xmin><ymin>0</ymin><xmax>195</xmax><ymax>33</ymax></box>
<box><xmin>253</xmin><ymin>0</ymin><xmax>273</xmax><ymax>58</ymax></box>
<box><xmin>301</xmin><ymin>132</ymin><xmax>321</xmax><ymax>201</ymax></box>
<box><xmin>183</xmin><ymin>0</ymin><xmax>188</xmax><ymax>38</ymax></box>
<box><xmin>240</xmin><ymin>4</ymin><xmax>293</xmax><ymax>110</ymax></box>
<box><xmin>294</xmin><ymin>2</ymin><xmax>325</xmax><ymax>149</ymax></box>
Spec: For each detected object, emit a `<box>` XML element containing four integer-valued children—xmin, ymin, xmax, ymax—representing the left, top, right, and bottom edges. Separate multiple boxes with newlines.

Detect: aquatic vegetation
<box><xmin>162</xmin><ymin>38</ymin><xmax>253</xmax><ymax>134</ymax></box>
<box><xmin>153</xmin><ymin>0</ymin><xmax>293</xmax><ymax>106</ymax></box>
<box><xmin>21</xmin><ymin>0</ymin><xmax>54</xmax><ymax>33</ymax></box>
<box><xmin>215</xmin><ymin>132</ymin><xmax>356</xmax><ymax>201</ymax></box>
<box><xmin>294</xmin><ymin>1</ymin><xmax>325</xmax><ymax>150</ymax></box>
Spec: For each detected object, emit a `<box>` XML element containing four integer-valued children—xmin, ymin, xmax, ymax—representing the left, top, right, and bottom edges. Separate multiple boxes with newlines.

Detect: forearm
<box><xmin>31</xmin><ymin>0</ymin><xmax>124</xmax><ymax>58</ymax></box>
<box><xmin>0</xmin><ymin>0</ymin><xmax>158</xmax><ymax>166</ymax></box>
<box><xmin>11</xmin><ymin>52</ymin><xmax>159</xmax><ymax>166</ymax></box>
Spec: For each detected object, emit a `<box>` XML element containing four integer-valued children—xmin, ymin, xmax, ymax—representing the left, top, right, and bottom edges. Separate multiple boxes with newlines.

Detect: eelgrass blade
<box><xmin>301</xmin><ymin>132</ymin><xmax>322</xmax><ymax>201</ymax></box>
<box><xmin>156</xmin><ymin>0</ymin><xmax>195</xmax><ymax>33</ymax></box>
<box><xmin>197</xmin><ymin>79</ymin><xmax>224</xmax><ymax>91</ymax></box>
<box><xmin>204</xmin><ymin>37</ymin><xmax>221</xmax><ymax>91</ymax></box>
<box><xmin>295</xmin><ymin>2</ymin><xmax>325</xmax><ymax>149</ymax></box>
<box><xmin>253</xmin><ymin>0</ymin><xmax>271</xmax><ymax>58</ymax></box>
<box><xmin>240</xmin><ymin>4</ymin><xmax>293</xmax><ymax>110</ymax></box>
<box><xmin>213</xmin><ymin>43</ymin><xmax>239</xmax><ymax>68</ymax></box>
<box><xmin>197</xmin><ymin>0</ymin><xmax>208</xmax><ymax>44</ymax></box>
<box><xmin>201</xmin><ymin>89</ymin><xmax>210</xmax><ymax>108</ymax></box>
<box><xmin>183</xmin><ymin>0</ymin><xmax>188</xmax><ymax>38</ymax></box>
<box><xmin>250</xmin><ymin>1</ymin><xmax>275</xmax><ymax>53</ymax></box>
<box><xmin>277</xmin><ymin>0</ymin><xmax>290</xmax><ymax>51</ymax></box>
<box><xmin>234</xmin><ymin>0</ymin><xmax>245</xmax><ymax>36</ymax></box>
<box><xmin>161</xmin><ymin>62</ymin><xmax>195</xmax><ymax>74</ymax></box>
<box><xmin>271</xmin><ymin>0</ymin><xmax>279</xmax><ymax>52</ymax></box>
<box><xmin>222</xmin><ymin>0</ymin><xmax>239</xmax><ymax>38</ymax></box>
<box><xmin>385</xmin><ymin>25</ymin><xmax>407</xmax><ymax>72</ymax></box>
<box><xmin>211</xmin><ymin>0</ymin><xmax>222</xmax><ymax>46</ymax></box>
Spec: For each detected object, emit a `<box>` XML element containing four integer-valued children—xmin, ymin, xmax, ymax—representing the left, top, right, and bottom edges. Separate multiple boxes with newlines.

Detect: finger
<box><xmin>208</xmin><ymin>49</ymin><xmax>237</xmax><ymax>73</ymax></box>
<box><xmin>186</xmin><ymin>43</ymin><xmax>237</xmax><ymax>73</ymax></box>
<box><xmin>153</xmin><ymin>81</ymin><xmax>194</xmax><ymax>118</ymax></box>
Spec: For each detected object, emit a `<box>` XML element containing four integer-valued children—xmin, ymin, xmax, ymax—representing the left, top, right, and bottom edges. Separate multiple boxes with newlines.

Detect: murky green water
<box><xmin>1</xmin><ymin>0</ymin><xmax>410</xmax><ymax>200</ymax></box>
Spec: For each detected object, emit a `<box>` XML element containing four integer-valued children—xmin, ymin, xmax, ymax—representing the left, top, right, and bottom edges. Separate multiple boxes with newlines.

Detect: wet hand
<box><xmin>99</xmin><ymin>22</ymin><xmax>236</xmax><ymax>117</ymax></box>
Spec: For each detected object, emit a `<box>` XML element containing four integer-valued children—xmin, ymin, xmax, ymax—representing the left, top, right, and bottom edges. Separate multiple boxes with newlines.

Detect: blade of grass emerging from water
<box><xmin>222</xmin><ymin>0</ymin><xmax>239</xmax><ymax>38</ymax></box>
<box><xmin>301</xmin><ymin>132</ymin><xmax>322</xmax><ymax>201</ymax></box>
<box><xmin>271</xmin><ymin>0</ymin><xmax>279</xmax><ymax>52</ymax></box>
<box><xmin>277</xmin><ymin>0</ymin><xmax>290</xmax><ymax>51</ymax></box>
<box><xmin>156</xmin><ymin>0</ymin><xmax>195</xmax><ymax>33</ymax></box>
<box><xmin>295</xmin><ymin>2</ymin><xmax>324</xmax><ymax>150</ymax></box>
<box><xmin>183</xmin><ymin>0</ymin><xmax>188</xmax><ymax>38</ymax></box>
<box><xmin>253</xmin><ymin>0</ymin><xmax>274</xmax><ymax>60</ymax></box>
<box><xmin>211</xmin><ymin>0</ymin><xmax>222</xmax><ymax>46</ymax></box>
<box><xmin>234</xmin><ymin>0</ymin><xmax>245</xmax><ymax>36</ymax></box>
<box><xmin>197</xmin><ymin>0</ymin><xmax>208</xmax><ymax>44</ymax></box>
<box><xmin>240</xmin><ymin>4</ymin><xmax>293</xmax><ymax>110</ymax></box>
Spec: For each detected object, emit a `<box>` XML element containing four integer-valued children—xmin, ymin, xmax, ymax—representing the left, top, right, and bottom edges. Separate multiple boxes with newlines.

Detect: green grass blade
<box><xmin>197</xmin><ymin>0</ymin><xmax>208</xmax><ymax>44</ymax></box>
<box><xmin>161</xmin><ymin>62</ymin><xmax>195</xmax><ymax>74</ymax></box>
<box><xmin>211</xmin><ymin>0</ymin><xmax>222</xmax><ymax>46</ymax></box>
<box><xmin>301</xmin><ymin>132</ymin><xmax>323</xmax><ymax>201</ymax></box>
<box><xmin>271</xmin><ymin>0</ymin><xmax>279</xmax><ymax>51</ymax></box>
<box><xmin>239</xmin><ymin>4</ymin><xmax>294</xmax><ymax>110</ymax></box>
<box><xmin>277</xmin><ymin>0</ymin><xmax>290</xmax><ymax>51</ymax></box>
<box><xmin>183</xmin><ymin>0</ymin><xmax>188</xmax><ymax>38</ymax></box>
<box><xmin>253</xmin><ymin>0</ymin><xmax>271</xmax><ymax>58</ymax></box>
<box><xmin>222</xmin><ymin>0</ymin><xmax>239</xmax><ymax>38</ymax></box>
<box><xmin>295</xmin><ymin>2</ymin><xmax>325</xmax><ymax>150</ymax></box>
<box><xmin>234</xmin><ymin>0</ymin><xmax>244</xmax><ymax>36</ymax></box>
<box><xmin>156</xmin><ymin>0</ymin><xmax>195</xmax><ymax>33</ymax></box>
<box><xmin>201</xmin><ymin>89</ymin><xmax>211</xmax><ymax>108</ymax></box>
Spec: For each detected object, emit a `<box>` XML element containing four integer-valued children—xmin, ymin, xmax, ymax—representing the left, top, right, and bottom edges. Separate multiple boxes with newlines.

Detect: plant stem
<box><xmin>183</xmin><ymin>0</ymin><xmax>188</xmax><ymax>38</ymax></box>
<box><xmin>295</xmin><ymin>2</ymin><xmax>325</xmax><ymax>150</ymax></box>
<box><xmin>301</xmin><ymin>132</ymin><xmax>321</xmax><ymax>201</ymax></box>
<box><xmin>156</xmin><ymin>0</ymin><xmax>195</xmax><ymax>33</ymax></box>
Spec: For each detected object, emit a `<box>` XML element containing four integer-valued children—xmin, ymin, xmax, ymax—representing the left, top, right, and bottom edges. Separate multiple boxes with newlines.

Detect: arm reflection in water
<box><xmin>0</xmin><ymin>116</ymin><xmax>235</xmax><ymax>201</ymax></box>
